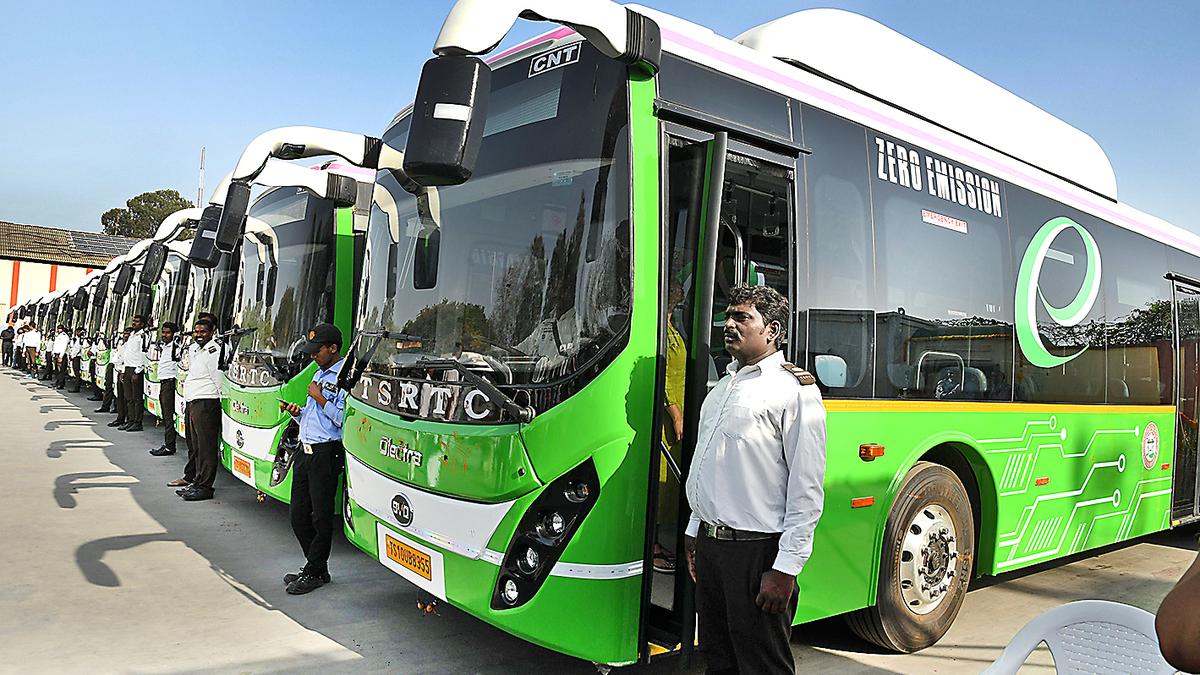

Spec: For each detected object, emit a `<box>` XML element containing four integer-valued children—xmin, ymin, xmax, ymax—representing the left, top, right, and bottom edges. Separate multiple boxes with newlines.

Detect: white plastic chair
<box><xmin>982</xmin><ymin>599</ymin><xmax>1175</xmax><ymax>675</ymax></box>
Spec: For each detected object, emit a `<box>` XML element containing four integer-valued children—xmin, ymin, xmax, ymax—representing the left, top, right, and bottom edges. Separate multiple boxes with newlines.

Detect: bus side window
<box><xmin>802</xmin><ymin>105</ymin><xmax>876</xmax><ymax>396</ymax></box>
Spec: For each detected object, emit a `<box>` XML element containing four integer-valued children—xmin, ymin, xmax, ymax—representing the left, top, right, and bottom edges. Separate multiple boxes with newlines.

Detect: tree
<box><xmin>101</xmin><ymin>189</ymin><xmax>195</xmax><ymax>239</ymax></box>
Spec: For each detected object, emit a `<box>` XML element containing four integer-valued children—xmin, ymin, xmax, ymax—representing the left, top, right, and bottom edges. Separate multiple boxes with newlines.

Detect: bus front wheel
<box><xmin>846</xmin><ymin>461</ymin><xmax>975</xmax><ymax>652</ymax></box>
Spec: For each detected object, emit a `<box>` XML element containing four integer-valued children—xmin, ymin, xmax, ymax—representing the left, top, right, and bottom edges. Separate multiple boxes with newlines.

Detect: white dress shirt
<box><xmin>110</xmin><ymin>336</ymin><xmax>125</xmax><ymax>367</ymax></box>
<box><xmin>68</xmin><ymin>337</ymin><xmax>82</xmax><ymax>358</ymax></box>
<box><xmin>685</xmin><ymin>350</ymin><xmax>827</xmax><ymax>576</ymax></box>
<box><xmin>122</xmin><ymin>328</ymin><xmax>148</xmax><ymax>371</ymax></box>
<box><xmin>26</xmin><ymin>330</ymin><xmax>41</xmax><ymax>349</ymax></box>
<box><xmin>52</xmin><ymin>332</ymin><xmax>69</xmax><ymax>356</ymax></box>
<box><xmin>183</xmin><ymin>340</ymin><xmax>222</xmax><ymax>401</ymax></box>
<box><xmin>156</xmin><ymin>337</ymin><xmax>181</xmax><ymax>380</ymax></box>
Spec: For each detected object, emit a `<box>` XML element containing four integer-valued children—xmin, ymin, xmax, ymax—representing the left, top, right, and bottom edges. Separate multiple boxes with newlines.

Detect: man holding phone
<box><xmin>279</xmin><ymin>323</ymin><xmax>346</xmax><ymax>595</ymax></box>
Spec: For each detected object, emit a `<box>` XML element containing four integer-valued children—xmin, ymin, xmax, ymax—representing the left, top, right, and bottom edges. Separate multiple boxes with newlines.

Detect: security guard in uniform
<box><xmin>279</xmin><ymin>323</ymin><xmax>346</xmax><ymax>595</ymax></box>
<box><xmin>52</xmin><ymin>324</ymin><xmax>69</xmax><ymax>389</ymax></box>
<box><xmin>149</xmin><ymin>322</ymin><xmax>182</xmax><ymax>456</ymax></box>
<box><xmin>684</xmin><ymin>285</ymin><xmax>826</xmax><ymax>675</ymax></box>
<box><xmin>175</xmin><ymin>317</ymin><xmax>223</xmax><ymax>501</ymax></box>
<box><xmin>67</xmin><ymin>327</ymin><xmax>85</xmax><ymax>392</ymax></box>
<box><xmin>120</xmin><ymin>314</ymin><xmax>150</xmax><ymax>432</ymax></box>
<box><xmin>107</xmin><ymin>327</ymin><xmax>129</xmax><ymax>425</ymax></box>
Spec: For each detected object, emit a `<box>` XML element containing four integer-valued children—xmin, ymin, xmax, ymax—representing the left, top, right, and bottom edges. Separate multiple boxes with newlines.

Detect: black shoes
<box><xmin>286</xmin><ymin>572</ymin><xmax>327</xmax><ymax>595</ymax></box>
<box><xmin>180</xmin><ymin>486</ymin><xmax>214</xmax><ymax>501</ymax></box>
<box><xmin>106</xmin><ymin>419</ymin><xmax>125</xmax><ymax>427</ymax></box>
<box><xmin>93</xmin><ymin>406</ymin><xmax>109</xmax><ymax>413</ymax></box>
<box><xmin>86</xmin><ymin>395</ymin><xmax>103</xmax><ymax>401</ymax></box>
<box><xmin>283</xmin><ymin>570</ymin><xmax>331</xmax><ymax>586</ymax></box>
<box><xmin>123</xmin><ymin>425</ymin><xmax>143</xmax><ymax>432</ymax></box>
<box><xmin>149</xmin><ymin>446</ymin><xmax>176</xmax><ymax>456</ymax></box>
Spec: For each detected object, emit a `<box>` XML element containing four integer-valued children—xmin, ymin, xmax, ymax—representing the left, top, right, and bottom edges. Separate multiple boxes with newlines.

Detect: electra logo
<box><xmin>1015</xmin><ymin>217</ymin><xmax>1102</xmax><ymax>368</ymax></box>
<box><xmin>231</xmin><ymin>400</ymin><xmax>250</xmax><ymax>415</ymax></box>
<box><xmin>380</xmin><ymin>436</ymin><xmax>423</xmax><ymax>467</ymax></box>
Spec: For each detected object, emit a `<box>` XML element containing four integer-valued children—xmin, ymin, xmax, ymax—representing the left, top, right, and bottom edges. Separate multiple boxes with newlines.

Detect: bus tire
<box><xmin>845</xmin><ymin>461</ymin><xmax>975</xmax><ymax>653</ymax></box>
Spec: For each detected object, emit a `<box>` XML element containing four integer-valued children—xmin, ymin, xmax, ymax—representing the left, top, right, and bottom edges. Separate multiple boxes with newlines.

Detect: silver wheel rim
<box><xmin>898</xmin><ymin>504</ymin><xmax>959</xmax><ymax>615</ymax></box>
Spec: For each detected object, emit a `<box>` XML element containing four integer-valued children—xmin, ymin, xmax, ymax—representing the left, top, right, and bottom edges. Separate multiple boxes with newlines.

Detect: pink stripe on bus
<box><xmin>487</xmin><ymin>26</ymin><xmax>576</xmax><ymax>64</ymax></box>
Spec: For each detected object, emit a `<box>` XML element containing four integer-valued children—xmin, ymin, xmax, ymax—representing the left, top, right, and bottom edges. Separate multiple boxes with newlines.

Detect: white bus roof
<box><xmin>732</xmin><ymin>9</ymin><xmax>1118</xmax><ymax>201</ymax></box>
<box><xmin>620</xmin><ymin>4</ymin><xmax>1200</xmax><ymax>257</ymax></box>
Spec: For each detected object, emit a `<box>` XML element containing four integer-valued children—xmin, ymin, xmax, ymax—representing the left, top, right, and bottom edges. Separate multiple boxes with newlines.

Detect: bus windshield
<box><xmin>228</xmin><ymin>187</ymin><xmax>335</xmax><ymax>386</ymax></box>
<box><xmin>356</xmin><ymin>42</ymin><xmax>631</xmax><ymax>394</ymax></box>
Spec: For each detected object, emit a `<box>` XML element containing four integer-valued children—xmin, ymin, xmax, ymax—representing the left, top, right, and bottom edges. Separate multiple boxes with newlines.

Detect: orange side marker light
<box><xmin>1035</xmin><ymin>477</ymin><xmax>1050</xmax><ymax>487</ymax></box>
<box><xmin>859</xmin><ymin>444</ymin><xmax>885</xmax><ymax>462</ymax></box>
<box><xmin>1162</xmin><ymin>463</ymin><xmax>1171</xmax><ymax>470</ymax></box>
<box><xmin>851</xmin><ymin>496</ymin><xmax>875</xmax><ymax>508</ymax></box>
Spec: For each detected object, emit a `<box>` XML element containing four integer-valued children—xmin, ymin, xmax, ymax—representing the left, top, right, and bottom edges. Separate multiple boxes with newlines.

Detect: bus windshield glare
<box><xmin>230</xmin><ymin>187</ymin><xmax>335</xmax><ymax>385</ymax></box>
<box><xmin>357</xmin><ymin>43</ymin><xmax>631</xmax><ymax>398</ymax></box>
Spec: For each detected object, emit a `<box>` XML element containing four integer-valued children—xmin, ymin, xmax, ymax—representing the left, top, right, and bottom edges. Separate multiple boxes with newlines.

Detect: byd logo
<box><xmin>1015</xmin><ymin>217</ymin><xmax>1102</xmax><ymax>368</ymax></box>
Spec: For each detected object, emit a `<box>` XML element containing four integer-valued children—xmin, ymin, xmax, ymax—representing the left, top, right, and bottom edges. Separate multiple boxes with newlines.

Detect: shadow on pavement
<box><xmin>76</xmin><ymin>532</ymin><xmax>179</xmax><ymax>587</ymax></box>
<box><xmin>47</xmin><ymin>438</ymin><xmax>111</xmax><ymax>458</ymax></box>
<box><xmin>54</xmin><ymin>470</ymin><xmax>137</xmax><ymax>508</ymax></box>
<box><xmin>45</xmin><ymin>419</ymin><xmax>97</xmax><ymax>432</ymax></box>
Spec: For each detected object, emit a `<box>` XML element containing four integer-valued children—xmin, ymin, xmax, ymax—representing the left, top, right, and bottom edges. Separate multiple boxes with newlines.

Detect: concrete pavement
<box><xmin>0</xmin><ymin>367</ymin><xmax>1194</xmax><ymax>673</ymax></box>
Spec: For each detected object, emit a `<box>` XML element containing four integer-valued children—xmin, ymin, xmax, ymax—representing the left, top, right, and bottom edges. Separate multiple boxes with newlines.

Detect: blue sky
<box><xmin>0</xmin><ymin>1</ymin><xmax>1196</xmax><ymax>233</ymax></box>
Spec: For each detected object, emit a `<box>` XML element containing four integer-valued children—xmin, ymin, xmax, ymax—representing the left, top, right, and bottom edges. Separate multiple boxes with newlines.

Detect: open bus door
<box><xmin>1170</xmin><ymin>276</ymin><xmax>1200</xmax><ymax>524</ymax></box>
<box><xmin>642</xmin><ymin>123</ymin><xmax>801</xmax><ymax>662</ymax></box>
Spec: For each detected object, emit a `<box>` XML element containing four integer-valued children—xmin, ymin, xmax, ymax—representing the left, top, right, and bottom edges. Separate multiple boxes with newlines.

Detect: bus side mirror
<box><xmin>215</xmin><ymin>181</ymin><xmax>251</xmax><ymax>253</ymax></box>
<box><xmin>140</xmin><ymin>242</ymin><xmax>168</xmax><ymax>286</ymax></box>
<box><xmin>92</xmin><ymin>276</ymin><xmax>109</xmax><ymax>307</ymax></box>
<box><xmin>404</xmin><ymin>55</ymin><xmax>491</xmax><ymax>187</ymax></box>
<box><xmin>188</xmin><ymin>206</ymin><xmax>225</xmax><ymax>268</ymax></box>
<box><xmin>112</xmin><ymin>264</ymin><xmax>135</xmax><ymax>296</ymax></box>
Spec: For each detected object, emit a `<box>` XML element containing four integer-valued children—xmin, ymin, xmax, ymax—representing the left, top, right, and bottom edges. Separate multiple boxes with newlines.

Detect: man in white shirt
<box><xmin>52</xmin><ymin>324</ymin><xmax>70</xmax><ymax>389</ymax></box>
<box><xmin>106</xmin><ymin>327</ymin><xmax>129</xmax><ymax>426</ymax></box>
<box><xmin>149</xmin><ymin>322</ymin><xmax>182</xmax><ymax>457</ymax></box>
<box><xmin>67</xmin><ymin>327</ymin><xmax>86</xmax><ymax>393</ymax></box>
<box><xmin>25</xmin><ymin>325</ymin><xmax>42</xmax><ymax>378</ymax></box>
<box><xmin>684</xmin><ymin>285</ymin><xmax>826</xmax><ymax>675</ymax></box>
<box><xmin>119</xmin><ymin>315</ymin><xmax>149</xmax><ymax>432</ymax></box>
<box><xmin>14</xmin><ymin>325</ymin><xmax>26</xmax><ymax>371</ymax></box>
<box><xmin>173</xmin><ymin>317</ymin><xmax>223</xmax><ymax>501</ymax></box>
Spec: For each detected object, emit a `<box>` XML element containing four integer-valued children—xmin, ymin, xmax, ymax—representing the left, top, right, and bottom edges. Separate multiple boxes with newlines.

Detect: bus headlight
<box><xmin>538</xmin><ymin>512</ymin><xmax>566</xmax><ymax>539</ymax></box>
<box><xmin>490</xmin><ymin>458</ymin><xmax>599</xmax><ymax>610</ymax></box>
<box><xmin>501</xmin><ymin>578</ymin><xmax>520</xmax><ymax>605</ymax></box>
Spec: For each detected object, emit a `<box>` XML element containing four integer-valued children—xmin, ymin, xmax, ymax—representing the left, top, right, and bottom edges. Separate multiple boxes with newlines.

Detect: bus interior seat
<box><xmin>963</xmin><ymin>367</ymin><xmax>987</xmax><ymax>393</ymax></box>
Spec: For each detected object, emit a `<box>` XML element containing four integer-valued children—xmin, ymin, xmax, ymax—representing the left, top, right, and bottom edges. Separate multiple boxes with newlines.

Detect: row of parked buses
<box><xmin>9</xmin><ymin>1</ymin><xmax>1200</xmax><ymax>668</ymax></box>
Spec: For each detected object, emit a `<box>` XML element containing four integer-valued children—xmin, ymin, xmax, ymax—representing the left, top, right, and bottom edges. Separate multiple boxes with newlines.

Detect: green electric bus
<box><xmin>339</xmin><ymin>2</ymin><xmax>1194</xmax><ymax>667</ymax></box>
<box><xmin>216</xmin><ymin>161</ymin><xmax>371</xmax><ymax>503</ymax></box>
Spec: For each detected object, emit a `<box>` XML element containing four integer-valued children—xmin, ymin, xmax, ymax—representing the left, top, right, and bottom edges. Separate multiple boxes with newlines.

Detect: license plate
<box><xmin>376</xmin><ymin>523</ymin><xmax>446</xmax><ymax>599</ymax></box>
<box><xmin>231</xmin><ymin>452</ymin><xmax>255</xmax><ymax>487</ymax></box>
<box><xmin>386</xmin><ymin>535</ymin><xmax>432</xmax><ymax>581</ymax></box>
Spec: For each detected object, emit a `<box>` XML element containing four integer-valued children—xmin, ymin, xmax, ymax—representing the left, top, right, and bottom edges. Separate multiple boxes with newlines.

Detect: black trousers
<box><xmin>41</xmin><ymin>356</ymin><xmax>53</xmax><ymax>380</ymax></box>
<box><xmin>695</xmin><ymin>532</ymin><xmax>798</xmax><ymax>675</ymax></box>
<box><xmin>184</xmin><ymin>399</ymin><xmax>221</xmax><ymax>489</ymax></box>
<box><xmin>159</xmin><ymin>378</ymin><xmax>177</xmax><ymax>450</ymax></box>
<box><xmin>2</xmin><ymin>343</ymin><xmax>11</xmax><ymax>366</ymax></box>
<box><xmin>100</xmin><ymin>363</ymin><xmax>115</xmax><ymax>408</ymax></box>
<box><xmin>123</xmin><ymin>366</ymin><xmax>144</xmax><ymax>427</ymax></box>
<box><xmin>54</xmin><ymin>356</ymin><xmax>67</xmax><ymax>388</ymax></box>
<box><xmin>68</xmin><ymin>356</ymin><xmax>81</xmax><ymax>391</ymax></box>
<box><xmin>113</xmin><ymin>366</ymin><xmax>127</xmax><ymax>422</ymax></box>
<box><xmin>290</xmin><ymin>441</ymin><xmax>343</xmax><ymax>576</ymax></box>
<box><xmin>12</xmin><ymin>345</ymin><xmax>23</xmax><ymax>369</ymax></box>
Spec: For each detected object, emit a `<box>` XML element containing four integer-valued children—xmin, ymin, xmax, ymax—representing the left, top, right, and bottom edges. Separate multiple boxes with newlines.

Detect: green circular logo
<box><xmin>1015</xmin><ymin>217</ymin><xmax>1102</xmax><ymax>368</ymax></box>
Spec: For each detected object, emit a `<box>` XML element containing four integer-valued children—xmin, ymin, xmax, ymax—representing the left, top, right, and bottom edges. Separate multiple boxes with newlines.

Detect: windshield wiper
<box><xmin>340</xmin><ymin>329</ymin><xmax>427</xmax><ymax>392</ymax></box>
<box><xmin>413</xmin><ymin>357</ymin><xmax>535</xmax><ymax>423</ymax></box>
<box><xmin>236</xmin><ymin>349</ymin><xmax>288</xmax><ymax>382</ymax></box>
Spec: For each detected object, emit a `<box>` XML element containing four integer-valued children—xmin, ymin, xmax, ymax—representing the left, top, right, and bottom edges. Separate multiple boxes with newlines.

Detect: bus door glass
<box><xmin>1172</xmin><ymin>281</ymin><xmax>1200</xmax><ymax>522</ymax></box>
<box><xmin>646</xmin><ymin>127</ymin><xmax>797</xmax><ymax>657</ymax></box>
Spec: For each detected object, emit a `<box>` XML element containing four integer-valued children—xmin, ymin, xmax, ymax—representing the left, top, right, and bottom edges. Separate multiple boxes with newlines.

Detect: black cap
<box><xmin>301</xmin><ymin>323</ymin><xmax>342</xmax><ymax>354</ymax></box>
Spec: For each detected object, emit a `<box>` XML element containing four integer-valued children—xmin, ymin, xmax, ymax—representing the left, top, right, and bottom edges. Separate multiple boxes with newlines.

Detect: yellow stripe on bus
<box><xmin>823</xmin><ymin>400</ymin><xmax>1175</xmax><ymax>415</ymax></box>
